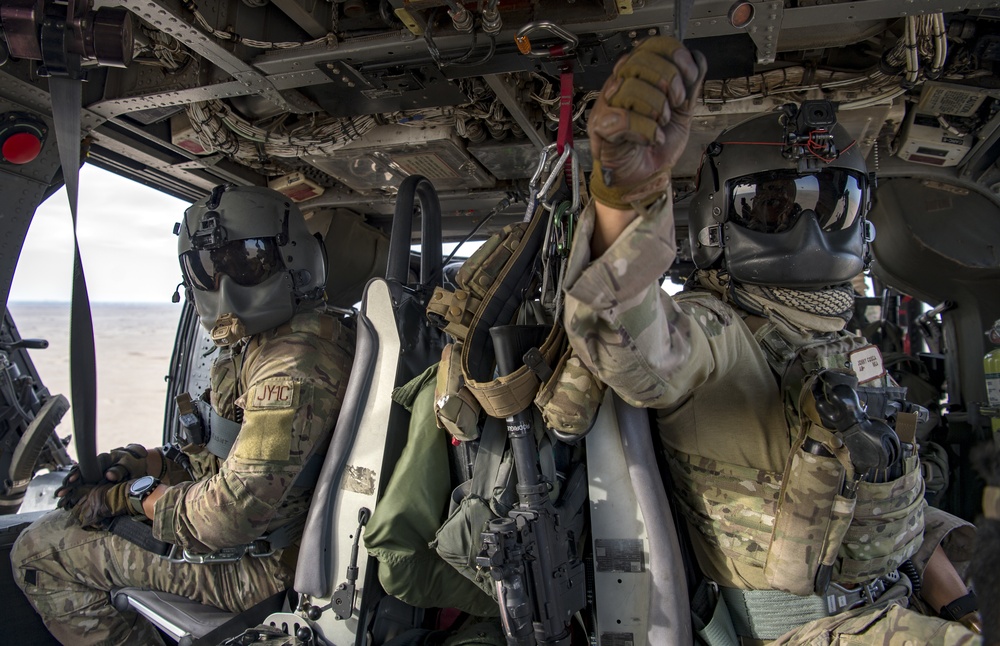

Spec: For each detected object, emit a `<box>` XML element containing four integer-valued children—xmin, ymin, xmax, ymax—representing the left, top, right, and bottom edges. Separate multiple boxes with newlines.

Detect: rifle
<box><xmin>477</xmin><ymin>324</ymin><xmax>587</xmax><ymax>645</ymax></box>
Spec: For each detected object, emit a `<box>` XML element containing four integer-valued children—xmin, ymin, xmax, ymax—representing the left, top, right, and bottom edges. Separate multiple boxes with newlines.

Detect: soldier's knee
<box><xmin>10</xmin><ymin>521</ymin><xmax>43</xmax><ymax>593</ymax></box>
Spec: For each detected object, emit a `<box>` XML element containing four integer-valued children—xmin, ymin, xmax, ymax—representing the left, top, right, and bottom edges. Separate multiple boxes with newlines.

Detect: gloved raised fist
<box><xmin>588</xmin><ymin>36</ymin><xmax>707</xmax><ymax>209</ymax></box>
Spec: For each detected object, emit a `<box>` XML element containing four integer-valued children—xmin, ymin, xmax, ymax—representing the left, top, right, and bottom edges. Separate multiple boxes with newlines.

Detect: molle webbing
<box><xmin>665</xmin><ymin>451</ymin><xmax>780</xmax><ymax>568</ymax></box>
<box><xmin>836</xmin><ymin>458</ymin><xmax>925</xmax><ymax>583</ymax></box>
<box><xmin>427</xmin><ymin>208</ymin><xmax>557</xmax><ymax>419</ymax></box>
<box><xmin>460</xmin><ymin>209</ymin><xmax>550</xmax><ymax>417</ymax></box>
<box><xmin>667</xmin><ymin>447</ymin><xmax>924</xmax><ymax>582</ymax></box>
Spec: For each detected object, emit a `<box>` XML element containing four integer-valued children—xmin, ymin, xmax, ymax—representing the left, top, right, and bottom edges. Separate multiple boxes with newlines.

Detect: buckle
<box><xmin>697</xmin><ymin>225</ymin><xmax>723</xmax><ymax>248</ymax></box>
<box><xmin>160</xmin><ymin>543</ymin><xmax>186</xmax><ymax>564</ymax></box>
<box><xmin>823</xmin><ymin>571</ymin><xmax>896</xmax><ymax>615</ymax></box>
<box><xmin>247</xmin><ymin>539</ymin><xmax>275</xmax><ymax>558</ymax></box>
<box><xmin>157</xmin><ymin>539</ymin><xmax>274</xmax><ymax>564</ymax></box>
<box><xmin>181</xmin><ymin>546</ymin><xmax>249</xmax><ymax>564</ymax></box>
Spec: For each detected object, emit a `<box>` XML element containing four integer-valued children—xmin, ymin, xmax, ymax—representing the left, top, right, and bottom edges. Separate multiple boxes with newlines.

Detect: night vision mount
<box><xmin>780</xmin><ymin>100</ymin><xmax>841</xmax><ymax>168</ymax></box>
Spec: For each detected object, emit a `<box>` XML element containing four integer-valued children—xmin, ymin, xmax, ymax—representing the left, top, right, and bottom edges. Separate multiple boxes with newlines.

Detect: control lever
<box><xmin>331</xmin><ymin>507</ymin><xmax>371</xmax><ymax>620</ymax></box>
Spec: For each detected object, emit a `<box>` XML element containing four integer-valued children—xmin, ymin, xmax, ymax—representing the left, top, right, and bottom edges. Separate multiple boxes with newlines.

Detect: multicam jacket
<box><xmin>151</xmin><ymin>311</ymin><xmax>354</xmax><ymax>553</ymax></box>
<box><xmin>562</xmin><ymin>196</ymin><xmax>961</xmax><ymax>592</ymax></box>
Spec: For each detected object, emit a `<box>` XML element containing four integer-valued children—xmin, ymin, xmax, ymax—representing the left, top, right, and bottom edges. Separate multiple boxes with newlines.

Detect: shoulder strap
<box><xmin>470</xmin><ymin>416</ymin><xmax>509</xmax><ymax>501</ymax></box>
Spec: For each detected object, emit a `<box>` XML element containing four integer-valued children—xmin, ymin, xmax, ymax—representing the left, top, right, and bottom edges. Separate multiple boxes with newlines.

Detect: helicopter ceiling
<box><xmin>0</xmin><ymin>0</ymin><xmax>999</xmax><ymax>245</ymax></box>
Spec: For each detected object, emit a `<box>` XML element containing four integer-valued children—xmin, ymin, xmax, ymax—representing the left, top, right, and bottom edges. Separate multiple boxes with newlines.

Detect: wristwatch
<box><xmin>127</xmin><ymin>475</ymin><xmax>161</xmax><ymax>516</ymax></box>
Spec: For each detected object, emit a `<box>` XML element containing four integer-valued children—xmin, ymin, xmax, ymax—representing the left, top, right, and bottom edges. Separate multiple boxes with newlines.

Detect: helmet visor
<box><xmin>181</xmin><ymin>238</ymin><xmax>283</xmax><ymax>292</ymax></box>
<box><xmin>729</xmin><ymin>169</ymin><xmax>866</xmax><ymax>234</ymax></box>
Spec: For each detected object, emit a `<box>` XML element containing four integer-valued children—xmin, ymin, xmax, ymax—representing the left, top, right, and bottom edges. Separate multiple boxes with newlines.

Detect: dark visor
<box><xmin>181</xmin><ymin>238</ymin><xmax>283</xmax><ymax>292</ymax></box>
<box><xmin>729</xmin><ymin>169</ymin><xmax>865</xmax><ymax>234</ymax></box>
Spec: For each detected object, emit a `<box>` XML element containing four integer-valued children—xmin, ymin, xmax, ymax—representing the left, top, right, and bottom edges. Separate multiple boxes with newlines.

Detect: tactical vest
<box><xmin>665</xmin><ymin>296</ymin><xmax>925</xmax><ymax>596</ymax></box>
<box><xmin>178</xmin><ymin>312</ymin><xmax>353</xmax><ymax>484</ymax></box>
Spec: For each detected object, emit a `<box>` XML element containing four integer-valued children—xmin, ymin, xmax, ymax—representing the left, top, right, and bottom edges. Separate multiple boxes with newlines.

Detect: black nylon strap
<box><xmin>105</xmin><ymin>516</ymin><xmax>173</xmax><ymax>557</ymax></box>
<box><xmin>49</xmin><ymin>75</ymin><xmax>101</xmax><ymax>485</ymax></box>
<box><xmin>106</xmin><ymin>512</ymin><xmax>304</xmax><ymax>559</ymax></box>
<box><xmin>197</xmin><ymin>590</ymin><xmax>288</xmax><ymax>646</ymax></box>
<box><xmin>939</xmin><ymin>591</ymin><xmax>978</xmax><ymax>621</ymax></box>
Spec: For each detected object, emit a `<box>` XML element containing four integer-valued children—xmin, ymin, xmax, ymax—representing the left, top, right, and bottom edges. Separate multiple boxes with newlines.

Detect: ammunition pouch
<box><xmin>427</xmin><ymin>217</ymin><xmax>604</xmax><ymax>438</ymax></box>
<box><xmin>434</xmin><ymin>343</ymin><xmax>483</xmax><ymax>441</ymax></box>
<box><xmin>764</xmin><ymin>422</ymin><xmax>856</xmax><ymax>596</ymax></box>
<box><xmin>534</xmin><ymin>344</ymin><xmax>605</xmax><ymax>437</ymax></box>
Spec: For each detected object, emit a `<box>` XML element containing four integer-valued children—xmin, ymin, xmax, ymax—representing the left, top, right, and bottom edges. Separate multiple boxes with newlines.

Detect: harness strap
<box><xmin>105</xmin><ymin>514</ymin><xmax>305</xmax><ymax>562</ymax></box>
<box><xmin>691</xmin><ymin>580</ymin><xmax>739</xmax><ymax>646</ymax></box>
<box><xmin>465</xmin><ymin>321</ymin><xmax>564</xmax><ymax>418</ymax></box>
<box><xmin>722</xmin><ymin>586</ymin><xmax>830</xmax><ymax>640</ymax></box>
<box><xmin>719</xmin><ymin>573</ymin><xmax>910</xmax><ymax>641</ymax></box>
<box><xmin>470</xmin><ymin>416</ymin><xmax>509</xmax><ymax>501</ymax></box>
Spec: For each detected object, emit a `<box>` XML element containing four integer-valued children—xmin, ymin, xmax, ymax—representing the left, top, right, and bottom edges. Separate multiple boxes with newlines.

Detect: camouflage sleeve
<box><xmin>152</xmin><ymin>330</ymin><xmax>349</xmax><ymax>552</ymax></box>
<box><xmin>563</xmin><ymin>196</ymin><xmax>721</xmax><ymax>409</ymax></box>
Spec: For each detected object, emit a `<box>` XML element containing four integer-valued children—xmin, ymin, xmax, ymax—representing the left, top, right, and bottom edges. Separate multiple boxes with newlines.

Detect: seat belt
<box><xmin>49</xmin><ymin>75</ymin><xmax>102</xmax><ymax>484</ymax></box>
<box><xmin>105</xmin><ymin>515</ymin><xmax>306</xmax><ymax>563</ymax></box>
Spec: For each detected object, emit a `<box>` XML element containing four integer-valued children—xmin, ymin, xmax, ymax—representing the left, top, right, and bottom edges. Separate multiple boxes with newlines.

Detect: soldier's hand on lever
<box><xmin>587</xmin><ymin>36</ymin><xmax>707</xmax><ymax>255</ymax></box>
<box><xmin>55</xmin><ymin>443</ymin><xmax>160</xmax><ymax>507</ymax></box>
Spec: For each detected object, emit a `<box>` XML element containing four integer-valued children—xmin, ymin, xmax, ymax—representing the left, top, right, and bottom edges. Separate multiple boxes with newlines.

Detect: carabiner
<box><xmin>537</xmin><ymin>145</ymin><xmax>572</xmax><ymax>200</ymax></box>
<box><xmin>515</xmin><ymin>22</ymin><xmax>579</xmax><ymax>59</ymax></box>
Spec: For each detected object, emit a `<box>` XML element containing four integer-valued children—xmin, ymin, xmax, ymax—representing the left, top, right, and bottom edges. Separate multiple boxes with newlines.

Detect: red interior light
<box><xmin>728</xmin><ymin>1</ymin><xmax>755</xmax><ymax>28</ymax></box>
<box><xmin>2</xmin><ymin>131</ymin><xmax>42</xmax><ymax>164</ymax></box>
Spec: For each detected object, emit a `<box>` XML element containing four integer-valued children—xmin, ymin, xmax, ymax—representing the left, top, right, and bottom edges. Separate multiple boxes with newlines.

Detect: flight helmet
<box><xmin>177</xmin><ymin>184</ymin><xmax>326</xmax><ymax>345</ymax></box>
<box><xmin>688</xmin><ymin>101</ymin><xmax>874</xmax><ymax>288</ymax></box>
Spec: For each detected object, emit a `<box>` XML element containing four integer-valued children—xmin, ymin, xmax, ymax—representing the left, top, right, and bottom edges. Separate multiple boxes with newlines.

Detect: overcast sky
<box><xmin>10</xmin><ymin>164</ymin><xmax>191</xmax><ymax>303</ymax></box>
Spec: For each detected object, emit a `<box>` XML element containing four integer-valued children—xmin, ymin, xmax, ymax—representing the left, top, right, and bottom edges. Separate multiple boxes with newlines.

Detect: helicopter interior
<box><xmin>1</xmin><ymin>0</ymin><xmax>1000</xmax><ymax>644</ymax></box>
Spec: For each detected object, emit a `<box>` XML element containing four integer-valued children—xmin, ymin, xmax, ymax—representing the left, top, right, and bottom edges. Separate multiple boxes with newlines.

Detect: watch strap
<box><xmin>939</xmin><ymin>591</ymin><xmax>978</xmax><ymax>622</ymax></box>
<box><xmin>127</xmin><ymin>492</ymin><xmax>146</xmax><ymax>516</ymax></box>
<box><xmin>127</xmin><ymin>478</ymin><xmax>160</xmax><ymax>517</ymax></box>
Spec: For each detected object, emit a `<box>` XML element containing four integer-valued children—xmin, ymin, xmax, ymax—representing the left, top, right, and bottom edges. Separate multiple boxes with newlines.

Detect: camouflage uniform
<box><xmin>11</xmin><ymin>310</ymin><xmax>354</xmax><ymax>646</ymax></box>
<box><xmin>562</xmin><ymin>196</ymin><xmax>979</xmax><ymax>644</ymax></box>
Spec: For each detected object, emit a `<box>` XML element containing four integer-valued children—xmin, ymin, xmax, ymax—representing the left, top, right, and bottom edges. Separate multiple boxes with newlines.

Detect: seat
<box><xmin>110</xmin><ymin>176</ymin><xmax>445</xmax><ymax>645</ymax></box>
<box><xmin>110</xmin><ymin>589</ymin><xmax>243</xmax><ymax>646</ymax></box>
<box><xmin>292</xmin><ymin>175</ymin><xmax>444</xmax><ymax>644</ymax></box>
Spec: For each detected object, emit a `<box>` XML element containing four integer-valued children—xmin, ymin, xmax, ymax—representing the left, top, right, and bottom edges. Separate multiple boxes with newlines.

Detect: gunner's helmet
<box><xmin>688</xmin><ymin>100</ymin><xmax>874</xmax><ymax>288</ymax></box>
<box><xmin>176</xmin><ymin>184</ymin><xmax>326</xmax><ymax>345</ymax></box>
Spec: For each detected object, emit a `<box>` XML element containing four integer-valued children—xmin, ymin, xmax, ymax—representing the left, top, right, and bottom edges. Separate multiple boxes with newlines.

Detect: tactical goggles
<box><xmin>181</xmin><ymin>237</ymin><xmax>283</xmax><ymax>292</ymax></box>
<box><xmin>729</xmin><ymin>169</ymin><xmax>866</xmax><ymax>234</ymax></box>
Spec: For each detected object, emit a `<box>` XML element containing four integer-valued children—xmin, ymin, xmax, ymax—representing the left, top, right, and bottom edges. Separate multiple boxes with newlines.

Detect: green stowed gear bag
<box><xmin>363</xmin><ymin>365</ymin><xmax>500</xmax><ymax>617</ymax></box>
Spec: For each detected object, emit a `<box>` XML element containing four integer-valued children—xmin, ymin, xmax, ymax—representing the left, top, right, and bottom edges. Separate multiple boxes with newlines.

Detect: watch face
<box><xmin>130</xmin><ymin>475</ymin><xmax>157</xmax><ymax>496</ymax></box>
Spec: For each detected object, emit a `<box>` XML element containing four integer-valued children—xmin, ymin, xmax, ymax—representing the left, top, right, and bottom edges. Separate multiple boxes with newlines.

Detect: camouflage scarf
<box><xmin>695</xmin><ymin>269</ymin><xmax>853</xmax><ymax>333</ymax></box>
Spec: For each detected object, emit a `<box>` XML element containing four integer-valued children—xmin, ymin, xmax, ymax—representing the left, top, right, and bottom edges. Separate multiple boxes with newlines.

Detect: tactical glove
<box><xmin>64</xmin><ymin>481</ymin><xmax>133</xmax><ymax>528</ymax></box>
<box><xmin>101</xmin><ymin>443</ymin><xmax>151</xmax><ymax>482</ymax></box>
<box><xmin>55</xmin><ymin>443</ymin><xmax>151</xmax><ymax>502</ymax></box>
<box><xmin>588</xmin><ymin>36</ymin><xmax>707</xmax><ymax>209</ymax></box>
